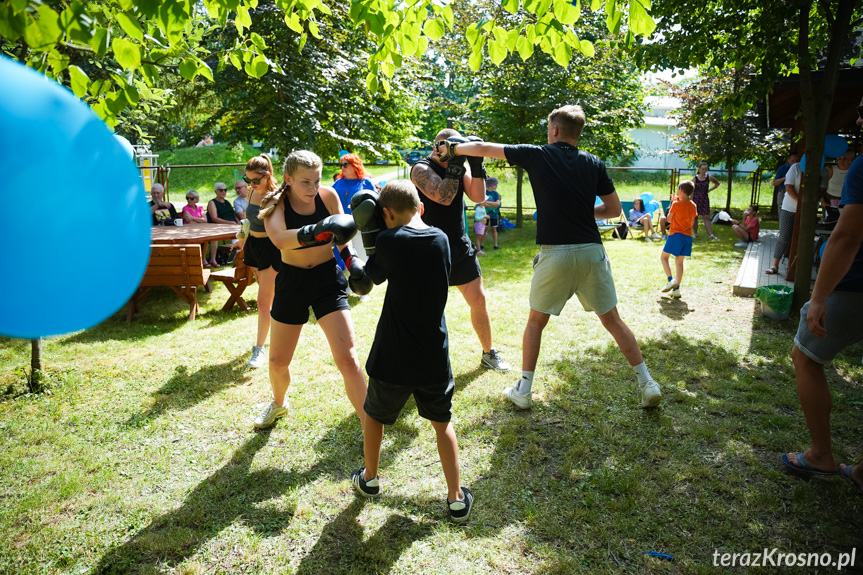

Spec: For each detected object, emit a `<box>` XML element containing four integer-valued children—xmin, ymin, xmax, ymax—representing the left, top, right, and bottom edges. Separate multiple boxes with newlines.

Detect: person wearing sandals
<box><xmin>206</xmin><ymin>182</ymin><xmax>240</xmax><ymax>267</ymax></box>
<box><xmin>690</xmin><ymin>162</ymin><xmax>720</xmax><ymax>240</ymax></box>
<box><xmin>781</xmin><ymin>98</ymin><xmax>863</xmax><ymax>496</ymax></box>
<box><xmin>765</xmin><ymin>160</ymin><xmax>802</xmax><ymax>276</ymax></box>
<box><xmin>254</xmin><ymin>150</ymin><xmax>370</xmax><ymax>430</ymax></box>
<box><xmin>236</xmin><ymin>155</ymin><xmax>281</xmax><ymax>369</ymax></box>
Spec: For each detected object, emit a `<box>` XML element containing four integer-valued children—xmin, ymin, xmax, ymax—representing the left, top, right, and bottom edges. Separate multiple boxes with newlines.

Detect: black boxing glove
<box><xmin>350</xmin><ymin>190</ymin><xmax>385</xmax><ymax>256</ymax></box>
<box><xmin>295</xmin><ymin>214</ymin><xmax>356</xmax><ymax>248</ymax></box>
<box><xmin>465</xmin><ymin>136</ymin><xmax>487</xmax><ymax>179</ymax></box>
<box><xmin>340</xmin><ymin>245</ymin><xmax>373</xmax><ymax>296</ymax></box>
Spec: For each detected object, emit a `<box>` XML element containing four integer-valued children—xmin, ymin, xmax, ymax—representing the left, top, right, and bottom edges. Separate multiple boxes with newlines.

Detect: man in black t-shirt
<box><xmin>410</xmin><ymin>129</ymin><xmax>510</xmax><ymax>373</ymax></box>
<box><xmin>350</xmin><ymin>180</ymin><xmax>474</xmax><ymax>523</ymax></box>
<box><xmin>437</xmin><ymin>105</ymin><xmax>662</xmax><ymax>411</ymax></box>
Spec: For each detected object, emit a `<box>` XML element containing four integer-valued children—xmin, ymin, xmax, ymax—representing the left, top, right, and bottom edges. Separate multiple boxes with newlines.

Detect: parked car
<box><xmin>406</xmin><ymin>151</ymin><xmax>422</xmax><ymax>165</ymax></box>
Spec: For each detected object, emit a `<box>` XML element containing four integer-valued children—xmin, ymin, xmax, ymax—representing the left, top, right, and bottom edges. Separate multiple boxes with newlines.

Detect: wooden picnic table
<box><xmin>151</xmin><ymin>223</ymin><xmax>240</xmax><ymax>292</ymax></box>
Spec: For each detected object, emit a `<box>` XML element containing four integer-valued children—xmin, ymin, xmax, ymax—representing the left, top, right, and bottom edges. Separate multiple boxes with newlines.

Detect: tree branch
<box><xmin>817</xmin><ymin>0</ymin><xmax>835</xmax><ymax>27</ymax></box>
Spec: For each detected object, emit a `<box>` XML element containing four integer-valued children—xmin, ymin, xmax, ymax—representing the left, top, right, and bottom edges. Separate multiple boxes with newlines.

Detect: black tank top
<box><xmin>411</xmin><ymin>157</ymin><xmax>474</xmax><ymax>264</ymax></box>
<box><xmin>283</xmin><ymin>192</ymin><xmax>330</xmax><ymax>231</ymax></box>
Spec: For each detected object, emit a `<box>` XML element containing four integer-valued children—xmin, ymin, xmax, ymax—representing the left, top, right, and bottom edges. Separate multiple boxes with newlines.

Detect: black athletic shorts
<box><xmin>271</xmin><ymin>259</ymin><xmax>349</xmax><ymax>325</ymax></box>
<box><xmin>243</xmin><ymin>234</ymin><xmax>281</xmax><ymax>272</ymax></box>
<box><xmin>448</xmin><ymin>253</ymin><xmax>482</xmax><ymax>286</ymax></box>
<box><xmin>488</xmin><ymin>216</ymin><xmax>499</xmax><ymax>228</ymax></box>
<box><xmin>364</xmin><ymin>376</ymin><xmax>454</xmax><ymax>425</ymax></box>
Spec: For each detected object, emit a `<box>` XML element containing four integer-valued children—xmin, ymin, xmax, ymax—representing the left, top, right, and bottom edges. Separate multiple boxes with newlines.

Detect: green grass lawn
<box><xmin>1</xmin><ymin>223</ymin><xmax>861</xmax><ymax>574</ymax></box>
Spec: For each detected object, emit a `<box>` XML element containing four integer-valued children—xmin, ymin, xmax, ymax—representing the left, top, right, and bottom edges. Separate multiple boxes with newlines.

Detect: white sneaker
<box><xmin>734</xmin><ymin>241</ymin><xmax>749</xmax><ymax>248</ymax></box>
<box><xmin>661</xmin><ymin>279</ymin><xmax>679</xmax><ymax>292</ymax></box>
<box><xmin>247</xmin><ymin>345</ymin><xmax>266</xmax><ymax>369</ymax></box>
<box><xmin>359</xmin><ymin>295</ymin><xmax>371</xmax><ymax>302</ymax></box>
<box><xmin>693</xmin><ymin>233</ymin><xmax>698</xmax><ymax>239</ymax></box>
<box><xmin>639</xmin><ymin>380</ymin><xmax>661</xmax><ymax>408</ymax></box>
<box><xmin>645</xmin><ymin>236</ymin><xmax>653</xmax><ymax>242</ymax></box>
<box><xmin>670</xmin><ymin>288</ymin><xmax>682</xmax><ymax>299</ymax></box>
<box><xmin>254</xmin><ymin>401</ymin><xmax>289</xmax><ymax>429</ymax></box>
<box><xmin>652</xmin><ymin>232</ymin><xmax>661</xmax><ymax>239</ymax></box>
<box><xmin>661</xmin><ymin>234</ymin><xmax>667</xmax><ymax>241</ymax></box>
<box><xmin>482</xmin><ymin>349</ymin><xmax>510</xmax><ymax>371</ymax></box>
<box><xmin>502</xmin><ymin>383</ymin><xmax>533</xmax><ymax>409</ymax></box>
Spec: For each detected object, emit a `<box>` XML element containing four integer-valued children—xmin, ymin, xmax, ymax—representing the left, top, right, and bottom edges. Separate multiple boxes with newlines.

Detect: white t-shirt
<box><xmin>234</xmin><ymin>197</ymin><xmax>248</xmax><ymax>214</ymax></box>
<box><xmin>782</xmin><ymin>163</ymin><xmax>801</xmax><ymax>213</ymax></box>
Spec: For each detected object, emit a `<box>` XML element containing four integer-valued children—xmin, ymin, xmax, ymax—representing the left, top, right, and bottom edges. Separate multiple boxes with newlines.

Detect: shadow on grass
<box><xmin>657</xmin><ymin>296</ymin><xmax>691</xmax><ymax>320</ymax></box>
<box><xmin>456</xmin><ymin>333</ymin><xmax>862</xmax><ymax>572</ymax></box>
<box><xmin>94</xmin><ymin>429</ymin><xmax>298</xmax><ymax>574</ymax></box>
<box><xmin>124</xmin><ymin>355</ymin><xmax>252</xmax><ymax>427</ymax></box>
<box><xmin>296</xmin><ymin>499</ymin><xmax>433</xmax><ymax>575</ymax></box>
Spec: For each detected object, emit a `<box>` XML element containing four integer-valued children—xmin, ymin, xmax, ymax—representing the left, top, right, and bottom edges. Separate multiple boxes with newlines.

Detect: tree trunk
<box><xmin>516</xmin><ymin>166</ymin><xmax>524</xmax><ymax>228</ymax></box>
<box><xmin>790</xmin><ymin>0</ymin><xmax>853</xmax><ymax>314</ymax></box>
<box><xmin>29</xmin><ymin>338</ymin><xmax>44</xmax><ymax>394</ymax></box>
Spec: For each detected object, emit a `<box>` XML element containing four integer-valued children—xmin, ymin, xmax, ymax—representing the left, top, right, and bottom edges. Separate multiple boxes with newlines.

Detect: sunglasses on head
<box><xmin>242</xmin><ymin>175</ymin><xmax>264</xmax><ymax>185</ymax></box>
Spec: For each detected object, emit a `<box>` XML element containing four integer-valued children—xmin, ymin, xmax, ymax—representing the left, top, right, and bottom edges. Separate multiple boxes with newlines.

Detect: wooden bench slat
<box><xmin>127</xmin><ymin>244</ymin><xmax>208</xmax><ymax>321</ymax></box>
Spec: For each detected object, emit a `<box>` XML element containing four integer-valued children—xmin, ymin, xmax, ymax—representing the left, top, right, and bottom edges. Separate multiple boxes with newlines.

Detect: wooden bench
<box><xmin>209</xmin><ymin>248</ymin><xmax>256</xmax><ymax>312</ymax></box>
<box><xmin>127</xmin><ymin>244</ymin><xmax>210</xmax><ymax>321</ymax></box>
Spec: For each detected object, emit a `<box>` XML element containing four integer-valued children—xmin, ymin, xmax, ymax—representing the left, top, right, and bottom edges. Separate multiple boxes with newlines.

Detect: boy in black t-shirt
<box><xmin>348</xmin><ymin>180</ymin><xmax>474</xmax><ymax>523</ymax></box>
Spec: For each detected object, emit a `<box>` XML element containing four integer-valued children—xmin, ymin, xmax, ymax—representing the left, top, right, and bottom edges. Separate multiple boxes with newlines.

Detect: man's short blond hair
<box><xmin>380</xmin><ymin>180</ymin><xmax>421</xmax><ymax>214</ymax></box>
<box><xmin>548</xmin><ymin>105</ymin><xmax>586</xmax><ymax>141</ymax></box>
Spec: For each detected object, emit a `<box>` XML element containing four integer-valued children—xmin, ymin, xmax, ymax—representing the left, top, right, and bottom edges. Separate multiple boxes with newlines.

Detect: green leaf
<box><xmin>124</xmin><ymin>82</ymin><xmax>140</xmax><ymax>105</ymax></box>
<box><xmin>465</xmin><ymin>24</ymin><xmax>480</xmax><ymax>47</ymax></box>
<box><xmin>250</xmin><ymin>32</ymin><xmax>266</xmax><ymax>51</ymax></box>
<box><xmin>552</xmin><ymin>40</ymin><xmax>571</xmax><ymax>66</ymax></box>
<box><xmin>506</xmin><ymin>29</ymin><xmax>518</xmax><ymax>51</ymax></box>
<box><xmin>117</xmin><ymin>0</ymin><xmax>136</xmax><ymax>10</ymax></box>
<box><xmin>442</xmin><ymin>5</ymin><xmax>454</xmax><ymax>29</ymax></box>
<box><xmin>381</xmin><ymin>77</ymin><xmax>390</xmax><ymax>98</ymax></box>
<box><xmin>629</xmin><ymin>0</ymin><xmax>655</xmax><ymax>37</ymax></box>
<box><xmin>235</xmin><ymin>6</ymin><xmax>251</xmax><ymax>33</ymax></box>
<box><xmin>196</xmin><ymin>59</ymin><xmax>214</xmax><ymax>81</ymax></box>
<box><xmin>90</xmin><ymin>78</ymin><xmax>111</xmax><ymax>98</ymax></box>
<box><xmin>178</xmin><ymin>57</ymin><xmax>197</xmax><ymax>80</ymax></box>
<box><xmin>105</xmin><ymin>89</ymin><xmax>129</xmax><ymax>115</ymax></box>
<box><xmin>535</xmin><ymin>0</ymin><xmax>553</xmax><ymax>18</ymax></box>
<box><xmin>590</xmin><ymin>0</ymin><xmax>601</xmax><ymax>10</ymax></box>
<box><xmin>606</xmin><ymin>9</ymin><xmax>622</xmax><ymax>35</ymax></box>
<box><xmin>35</xmin><ymin>5</ymin><xmax>63</xmax><ymax>45</ymax></box>
<box><xmin>308</xmin><ymin>19</ymin><xmax>320</xmax><ymax>39</ymax></box>
<box><xmin>0</xmin><ymin>4</ymin><xmax>26</xmax><ymax>40</ymax></box>
<box><xmin>415</xmin><ymin>34</ymin><xmax>429</xmax><ymax>56</ymax></box>
<box><xmin>88</xmin><ymin>27</ymin><xmax>109</xmax><ymax>56</ymax></box>
<box><xmin>229</xmin><ymin>51</ymin><xmax>242</xmax><ymax>69</ymax></box>
<box><xmin>248</xmin><ymin>54</ymin><xmax>268</xmax><ymax>78</ymax></box>
<box><xmin>112</xmin><ymin>37</ymin><xmax>141</xmax><ymax>70</ymax></box>
<box><xmin>10</xmin><ymin>0</ymin><xmax>28</xmax><ymax>13</ymax></box>
<box><xmin>68</xmin><ymin>65</ymin><xmax>89</xmax><ymax>98</ymax></box>
<box><xmin>298</xmin><ymin>33</ymin><xmax>307</xmax><ymax>52</ymax></box>
<box><xmin>285</xmin><ymin>12</ymin><xmax>302</xmax><ymax>34</ymax></box>
<box><xmin>516</xmin><ymin>35</ymin><xmax>533</xmax><ymax>60</ymax></box>
<box><xmin>47</xmin><ymin>49</ymin><xmax>70</xmax><ymax>73</ymax></box>
<box><xmin>468</xmin><ymin>46</ymin><xmax>483</xmax><ymax>71</ymax></box>
<box><xmin>492</xmin><ymin>26</ymin><xmax>507</xmax><ymax>42</ymax></box>
<box><xmin>502</xmin><ymin>0</ymin><xmax>519</xmax><ymax>13</ymax></box>
<box><xmin>525</xmin><ymin>23</ymin><xmax>536</xmax><ymax>44</ymax></box>
<box><xmin>116</xmin><ymin>12</ymin><xmax>144</xmax><ymax>41</ymax></box>
<box><xmin>365</xmin><ymin>72</ymin><xmax>378</xmax><ymax>93</ymax></box>
<box><xmin>23</xmin><ymin>21</ymin><xmax>47</xmax><ymax>51</ymax></box>
<box><xmin>423</xmin><ymin>18</ymin><xmax>444</xmax><ymax>41</ymax></box>
<box><xmin>488</xmin><ymin>38</ymin><xmax>507</xmax><ymax>65</ymax></box>
<box><xmin>579</xmin><ymin>38</ymin><xmax>594</xmax><ymax>57</ymax></box>
<box><xmin>552</xmin><ymin>0</ymin><xmax>578</xmax><ymax>26</ymax></box>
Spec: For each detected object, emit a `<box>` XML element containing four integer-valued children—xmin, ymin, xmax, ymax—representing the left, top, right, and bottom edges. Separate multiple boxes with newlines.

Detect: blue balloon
<box><xmin>377</xmin><ymin>180</ymin><xmax>387</xmax><ymax>189</ymax></box>
<box><xmin>533</xmin><ymin>211</ymin><xmax>538</xmax><ymax>220</ymax></box>
<box><xmin>824</xmin><ymin>135</ymin><xmax>849</xmax><ymax>159</ymax></box>
<box><xmin>647</xmin><ymin>200</ymin><xmax>660</xmax><ymax>213</ymax></box>
<box><xmin>0</xmin><ymin>56</ymin><xmax>150</xmax><ymax>338</ymax></box>
<box><xmin>594</xmin><ymin>195</ymin><xmax>603</xmax><ymax>206</ymax></box>
<box><xmin>800</xmin><ymin>154</ymin><xmax>825</xmax><ymax>173</ymax></box>
<box><xmin>640</xmin><ymin>192</ymin><xmax>654</xmax><ymax>207</ymax></box>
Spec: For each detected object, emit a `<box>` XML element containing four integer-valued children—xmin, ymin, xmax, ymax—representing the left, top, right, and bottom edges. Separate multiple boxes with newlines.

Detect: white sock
<box><xmin>634</xmin><ymin>362</ymin><xmax>651</xmax><ymax>385</ymax></box>
<box><xmin>517</xmin><ymin>371</ymin><xmax>534</xmax><ymax>394</ymax></box>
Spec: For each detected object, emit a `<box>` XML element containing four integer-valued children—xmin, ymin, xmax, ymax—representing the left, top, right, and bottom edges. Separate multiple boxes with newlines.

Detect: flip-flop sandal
<box><xmin>781</xmin><ymin>452</ymin><xmax>840</xmax><ymax>476</ymax></box>
<box><xmin>840</xmin><ymin>464</ymin><xmax>863</xmax><ymax>495</ymax></box>
<box><xmin>765</xmin><ymin>266</ymin><xmax>779</xmax><ymax>275</ymax></box>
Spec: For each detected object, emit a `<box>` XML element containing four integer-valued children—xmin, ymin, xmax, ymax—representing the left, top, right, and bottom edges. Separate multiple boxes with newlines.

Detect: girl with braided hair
<box><xmin>253</xmin><ymin>150</ymin><xmax>369</xmax><ymax>430</ymax></box>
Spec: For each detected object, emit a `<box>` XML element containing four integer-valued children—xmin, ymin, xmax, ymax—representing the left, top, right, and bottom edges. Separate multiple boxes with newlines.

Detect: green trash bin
<box><xmin>755</xmin><ymin>284</ymin><xmax>794</xmax><ymax>320</ymax></box>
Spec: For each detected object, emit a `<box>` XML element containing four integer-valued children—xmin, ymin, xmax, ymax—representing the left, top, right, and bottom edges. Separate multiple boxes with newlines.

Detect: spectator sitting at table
<box><xmin>629</xmin><ymin>197</ymin><xmax>660</xmax><ymax>241</ymax></box>
<box><xmin>148</xmin><ymin>183</ymin><xmax>178</xmax><ymax>226</ymax></box>
<box><xmin>206</xmin><ymin>182</ymin><xmax>240</xmax><ymax>267</ymax></box>
<box><xmin>234</xmin><ymin>180</ymin><xmax>249</xmax><ymax>220</ymax></box>
<box><xmin>822</xmin><ymin>149</ymin><xmax>855</xmax><ymax>209</ymax></box>
<box><xmin>182</xmin><ymin>190</ymin><xmax>207</xmax><ymax>224</ymax></box>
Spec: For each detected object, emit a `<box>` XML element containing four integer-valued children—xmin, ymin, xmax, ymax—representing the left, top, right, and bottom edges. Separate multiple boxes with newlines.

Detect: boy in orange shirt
<box><xmin>661</xmin><ymin>180</ymin><xmax>697</xmax><ymax>298</ymax></box>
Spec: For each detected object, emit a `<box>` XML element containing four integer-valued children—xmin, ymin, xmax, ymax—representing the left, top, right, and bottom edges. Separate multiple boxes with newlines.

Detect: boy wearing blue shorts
<box><xmin>661</xmin><ymin>181</ymin><xmax>697</xmax><ymax>298</ymax></box>
<box><xmin>348</xmin><ymin>180</ymin><xmax>474</xmax><ymax>522</ymax></box>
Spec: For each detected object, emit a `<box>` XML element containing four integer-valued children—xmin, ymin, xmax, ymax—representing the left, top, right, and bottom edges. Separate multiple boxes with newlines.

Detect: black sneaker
<box><xmin>448</xmin><ymin>487</ymin><xmax>474</xmax><ymax>523</ymax></box>
<box><xmin>350</xmin><ymin>467</ymin><xmax>380</xmax><ymax>498</ymax></box>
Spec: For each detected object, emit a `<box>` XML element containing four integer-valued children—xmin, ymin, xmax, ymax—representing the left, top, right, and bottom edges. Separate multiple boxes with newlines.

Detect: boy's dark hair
<box><xmin>380</xmin><ymin>180</ymin><xmax>421</xmax><ymax>214</ymax></box>
<box><xmin>678</xmin><ymin>180</ymin><xmax>695</xmax><ymax>196</ymax></box>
